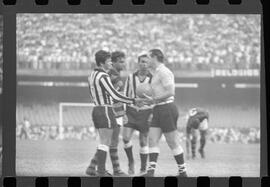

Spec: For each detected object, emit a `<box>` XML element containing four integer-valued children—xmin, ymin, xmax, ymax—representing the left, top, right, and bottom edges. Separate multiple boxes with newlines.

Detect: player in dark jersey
<box><xmin>107</xmin><ymin>51</ymin><xmax>127</xmax><ymax>176</ymax></box>
<box><xmin>86</xmin><ymin>51</ymin><xmax>130</xmax><ymax>176</ymax></box>
<box><xmin>122</xmin><ymin>53</ymin><xmax>153</xmax><ymax>175</ymax></box>
<box><xmin>186</xmin><ymin>108</ymin><xmax>209</xmax><ymax>159</ymax></box>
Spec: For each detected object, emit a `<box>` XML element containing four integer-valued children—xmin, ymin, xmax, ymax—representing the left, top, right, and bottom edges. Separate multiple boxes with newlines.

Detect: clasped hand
<box><xmin>134</xmin><ymin>94</ymin><xmax>155</xmax><ymax>107</ymax></box>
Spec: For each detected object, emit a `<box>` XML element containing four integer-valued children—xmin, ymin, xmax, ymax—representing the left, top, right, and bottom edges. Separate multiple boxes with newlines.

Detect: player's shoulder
<box><xmin>160</xmin><ymin>64</ymin><xmax>174</xmax><ymax>76</ymax></box>
<box><xmin>93</xmin><ymin>69</ymin><xmax>109</xmax><ymax>80</ymax></box>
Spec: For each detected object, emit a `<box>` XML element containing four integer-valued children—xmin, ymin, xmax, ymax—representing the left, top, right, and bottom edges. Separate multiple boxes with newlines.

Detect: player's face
<box><xmin>147</xmin><ymin>52</ymin><xmax>155</xmax><ymax>69</ymax></box>
<box><xmin>138</xmin><ymin>56</ymin><xmax>149</xmax><ymax>71</ymax></box>
<box><xmin>114</xmin><ymin>57</ymin><xmax>126</xmax><ymax>71</ymax></box>
<box><xmin>104</xmin><ymin>58</ymin><xmax>113</xmax><ymax>71</ymax></box>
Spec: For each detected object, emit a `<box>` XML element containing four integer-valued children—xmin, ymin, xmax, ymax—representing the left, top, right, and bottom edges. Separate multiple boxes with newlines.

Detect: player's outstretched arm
<box><xmin>100</xmin><ymin>75</ymin><xmax>135</xmax><ymax>104</ymax></box>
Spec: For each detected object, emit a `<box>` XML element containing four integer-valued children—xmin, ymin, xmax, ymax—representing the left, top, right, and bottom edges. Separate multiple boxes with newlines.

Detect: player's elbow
<box><xmin>165</xmin><ymin>85</ymin><xmax>175</xmax><ymax>97</ymax></box>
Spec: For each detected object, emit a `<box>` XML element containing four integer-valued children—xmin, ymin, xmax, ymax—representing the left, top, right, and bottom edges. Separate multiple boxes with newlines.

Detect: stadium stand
<box><xmin>16</xmin><ymin>103</ymin><xmax>260</xmax><ymax>144</ymax></box>
<box><xmin>17</xmin><ymin>14</ymin><xmax>260</xmax><ymax>73</ymax></box>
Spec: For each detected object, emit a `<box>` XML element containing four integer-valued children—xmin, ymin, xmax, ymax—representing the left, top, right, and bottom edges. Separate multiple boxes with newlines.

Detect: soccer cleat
<box><xmin>128</xmin><ymin>162</ymin><xmax>135</xmax><ymax>175</ymax></box>
<box><xmin>198</xmin><ymin>148</ymin><xmax>205</xmax><ymax>158</ymax></box>
<box><xmin>113</xmin><ymin>170</ymin><xmax>129</xmax><ymax>177</ymax></box>
<box><xmin>139</xmin><ymin>169</ymin><xmax>147</xmax><ymax>175</ymax></box>
<box><xmin>97</xmin><ymin>170</ymin><xmax>113</xmax><ymax>177</ymax></box>
<box><xmin>140</xmin><ymin>169</ymin><xmax>155</xmax><ymax>177</ymax></box>
<box><xmin>177</xmin><ymin>171</ymin><xmax>188</xmax><ymax>177</ymax></box>
<box><xmin>85</xmin><ymin>167</ymin><xmax>97</xmax><ymax>176</ymax></box>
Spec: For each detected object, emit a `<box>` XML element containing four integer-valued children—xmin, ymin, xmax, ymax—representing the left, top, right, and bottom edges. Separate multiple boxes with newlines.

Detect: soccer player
<box><xmin>122</xmin><ymin>53</ymin><xmax>153</xmax><ymax>175</ymax></box>
<box><xmin>186</xmin><ymin>108</ymin><xmax>209</xmax><ymax>159</ymax></box>
<box><xmin>86</xmin><ymin>51</ymin><xmax>128</xmax><ymax>176</ymax></box>
<box><xmin>142</xmin><ymin>49</ymin><xmax>187</xmax><ymax>177</ymax></box>
<box><xmin>85</xmin><ymin>50</ymin><xmax>144</xmax><ymax>176</ymax></box>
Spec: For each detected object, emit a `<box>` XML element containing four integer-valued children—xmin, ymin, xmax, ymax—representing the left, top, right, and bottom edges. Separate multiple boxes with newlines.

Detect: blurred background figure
<box><xmin>185</xmin><ymin>108</ymin><xmax>209</xmax><ymax>159</ymax></box>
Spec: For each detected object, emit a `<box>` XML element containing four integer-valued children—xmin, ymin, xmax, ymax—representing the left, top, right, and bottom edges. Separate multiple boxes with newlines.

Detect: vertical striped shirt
<box><xmin>88</xmin><ymin>68</ymin><xmax>135</xmax><ymax>106</ymax></box>
<box><xmin>124</xmin><ymin>70</ymin><xmax>153</xmax><ymax>110</ymax></box>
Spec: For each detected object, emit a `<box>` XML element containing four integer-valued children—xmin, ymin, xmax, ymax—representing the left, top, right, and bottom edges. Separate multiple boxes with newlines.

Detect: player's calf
<box><xmin>139</xmin><ymin>146</ymin><xmax>149</xmax><ymax>173</ymax></box>
<box><xmin>164</xmin><ymin>131</ymin><xmax>187</xmax><ymax>177</ymax></box>
<box><xmin>123</xmin><ymin>139</ymin><xmax>135</xmax><ymax>175</ymax></box>
<box><xmin>139</xmin><ymin>133</ymin><xmax>149</xmax><ymax>173</ymax></box>
<box><xmin>142</xmin><ymin>146</ymin><xmax>159</xmax><ymax>177</ymax></box>
<box><xmin>199</xmin><ymin>130</ymin><xmax>207</xmax><ymax>158</ymax></box>
<box><xmin>191</xmin><ymin>136</ymin><xmax>197</xmax><ymax>159</ymax></box>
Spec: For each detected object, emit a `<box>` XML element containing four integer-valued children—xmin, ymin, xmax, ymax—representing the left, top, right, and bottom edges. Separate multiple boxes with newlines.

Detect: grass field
<box><xmin>16</xmin><ymin>138</ymin><xmax>260</xmax><ymax>177</ymax></box>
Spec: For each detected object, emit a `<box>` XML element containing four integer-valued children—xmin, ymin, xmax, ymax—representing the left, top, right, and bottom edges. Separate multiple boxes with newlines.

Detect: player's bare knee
<box><xmin>100</xmin><ymin>136</ymin><xmax>112</xmax><ymax>146</ymax></box>
<box><xmin>164</xmin><ymin>133</ymin><xmax>178</xmax><ymax>149</ymax></box>
<box><xmin>148</xmin><ymin>136</ymin><xmax>157</xmax><ymax>147</ymax></box>
<box><xmin>139</xmin><ymin>133</ymin><xmax>148</xmax><ymax>147</ymax></box>
<box><xmin>110</xmin><ymin>138</ymin><xmax>119</xmax><ymax>148</ymax></box>
<box><xmin>167</xmin><ymin>139</ymin><xmax>178</xmax><ymax>150</ymax></box>
<box><xmin>122</xmin><ymin>133</ymin><xmax>131</xmax><ymax>142</ymax></box>
<box><xmin>139</xmin><ymin>138</ymin><xmax>147</xmax><ymax>147</ymax></box>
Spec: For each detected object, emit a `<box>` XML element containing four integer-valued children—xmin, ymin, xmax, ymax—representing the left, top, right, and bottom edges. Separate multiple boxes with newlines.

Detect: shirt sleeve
<box><xmin>160</xmin><ymin>69</ymin><xmax>175</xmax><ymax>87</ymax></box>
<box><xmin>100</xmin><ymin>75</ymin><xmax>134</xmax><ymax>104</ymax></box>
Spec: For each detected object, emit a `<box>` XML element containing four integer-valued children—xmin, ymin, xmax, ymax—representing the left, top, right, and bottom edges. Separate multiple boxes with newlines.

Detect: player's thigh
<box><xmin>164</xmin><ymin>130</ymin><xmax>179</xmax><ymax>149</ymax></box>
<box><xmin>122</xmin><ymin>127</ymin><xmax>134</xmax><ymax>141</ymax></box>
<box><xmin>158</xmin><ymin>103</ymin><xmax>178</xmax><ymax>133</ymax></box>
<box><xmin>98</xmin><ymin>128</ymin><xmax>114</xmax><ymax>146</ymax></box>
<box><xmin>139</xmin><ymin>131</ymin><xmax>148</xmax><ymax>147</ymax></box>
<box><xmin>110</xmin><ymin>125</ymin><xmax>121</xmax><ymax>147</ymax></box>
<box><xmin>148</xmin><ymin>127</ymin><xmax>162</xmax><ymax>147</ymax></box>
<box><xmin>111</xmin><ymin>125</ymin><xmax>120</xmax><ymax>140</ymax></box>
<box><xmin>191</xmin><ymin>129</ymin><xmax>199</xmax><ymax>141</ymax></box>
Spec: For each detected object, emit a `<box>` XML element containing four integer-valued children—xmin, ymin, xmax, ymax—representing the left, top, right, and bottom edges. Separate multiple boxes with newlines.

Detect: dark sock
<box><xmin>174</xmin><ymin>153</ymin><xmax>184</xmax><ymax>165</ymax></box>
<box><xmin>200</xmin><ymin>137</ymin><xmax>206</xmax><ymax>150</ymax></box>
<box><xmin>124</xmin><ymin>146</ymin><xmax>134</xmax><ymax>164</ymax></box>
<box><xmin>191</xmin><ymin>138</ymin><xmax>196</xmax><ymax>157</ymax></box>
<box><xmin>89</xmin><ymin>151</ymin><xmax>98</xmax><ymax>169</ymax></box>
<box><xmin>97</xmin><ymin>149</ymin><xmax>107</xmax><ymax>173</ymax></box>
<box><xmin>140</xmin><ymin>153</ymin><xmax>148</xmax><ymax>171</ymax></box>
<box><xmin>148</xmin><ymin>153</ymin><xmax>159</xmax><ymax>171</ymax></box>
<box><xmin>110</xmin><ymin>148</ymin><xmax>121</xmax><ymax>172</ymax></box>
<box><xmin>174</xmin><ymin>153</ymin><xmax>186</xmax><ymax>174</ymax></box>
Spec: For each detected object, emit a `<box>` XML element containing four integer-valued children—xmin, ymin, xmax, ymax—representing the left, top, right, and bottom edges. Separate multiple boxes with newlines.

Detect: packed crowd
<box><xmin>16</xmin><ymin>123</ymin><xmax>260</xmax><ymax>144</ymax></box>
<box><xmin>17</xmin><ymin>14</ymin><xmax>260</xmax><ymax>72</ymax></box>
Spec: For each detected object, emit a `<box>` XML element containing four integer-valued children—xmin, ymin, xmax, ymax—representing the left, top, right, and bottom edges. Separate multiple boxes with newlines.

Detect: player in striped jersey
<box><xmin>85</xmin><ymin>50</ymin><xmax>145</xmax><ymax>176</ymax></box>
<box><xmin>186</xmin><ymin>108</ymin><xmax>209</xmax><ymax>159</ymax></box>
<box><xmin>86</xmin><ymin>51</ymin><xmax>129</xmax><ymax>176</ymax></box>
<box><xmin>122</xmin><ymin>53</ymin><xmax>153</xmax><ymax>175</ymax></box>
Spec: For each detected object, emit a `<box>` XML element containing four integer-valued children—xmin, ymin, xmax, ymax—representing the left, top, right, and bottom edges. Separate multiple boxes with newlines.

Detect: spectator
<box><xmin>16</xmin><ymin>14</ymin><xmax>260</xmax><ymax>73</ymax></box>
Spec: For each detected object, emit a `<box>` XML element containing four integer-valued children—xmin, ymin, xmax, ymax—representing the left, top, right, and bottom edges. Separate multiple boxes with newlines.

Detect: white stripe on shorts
<box><xmin>105</xmin><ymin>107</ymin><xmax>111</xmax><ymax>128</ymax></box>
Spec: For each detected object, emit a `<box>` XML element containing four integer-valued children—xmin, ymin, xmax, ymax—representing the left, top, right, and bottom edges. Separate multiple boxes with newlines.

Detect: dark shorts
<box><xmin>92</xmin><ymin>106</ymin><xmax>118</xmax><ymax>129</ymax></box>
<box><xmin>124</xmin><ymin>106</ymin><xmax>152</xmax><ymax>133</ymax></box>
<box><xmin>151</xmin><ymin>102</ymin><xmax>179</xmax><ymax>133</ymax></box>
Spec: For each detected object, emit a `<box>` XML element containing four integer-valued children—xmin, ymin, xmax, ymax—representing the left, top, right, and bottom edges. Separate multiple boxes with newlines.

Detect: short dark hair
<box><xmin>149</xmin><ymin>49</ymin><xmax>164</xmax><ymax>63</ymax></box>
<box><xmin>138</xmin><ymin>54</ymin><xmax>148</xmax><ymax>62</ymax></box>
<box><xmin>95</xmin><ymin>50</ymin><xmax>111</xmax><ymax>66</ymax></box>
<box><xmin>111</xmin><ymin>51</ymin><xmax>125</xmax><ymax>63</ymax></box>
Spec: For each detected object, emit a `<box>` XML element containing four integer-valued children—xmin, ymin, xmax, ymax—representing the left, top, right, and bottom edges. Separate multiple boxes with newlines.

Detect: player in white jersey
<box><xmin>122</xmin><ymin>53</ymin><xmax>153</xmax><ymax>175</ymax></box>
<box><xmin>142</xmin><ymin>49</ymin><xmax>187</xmax><ymax>177</ymax></box>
